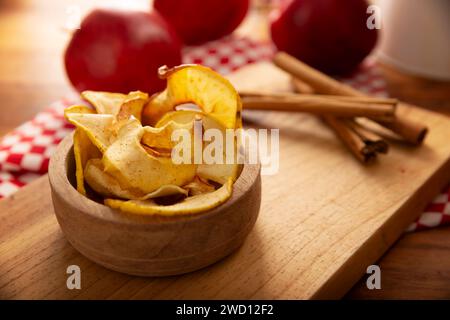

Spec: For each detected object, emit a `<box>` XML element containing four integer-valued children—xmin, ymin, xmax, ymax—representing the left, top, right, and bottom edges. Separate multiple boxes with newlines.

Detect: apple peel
<box><xmin>143</xmin><ymin>64</ymin><xmax>242</xmax><ymax>129</ymax></box>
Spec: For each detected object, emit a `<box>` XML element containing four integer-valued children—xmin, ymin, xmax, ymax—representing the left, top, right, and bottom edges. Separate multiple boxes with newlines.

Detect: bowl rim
<box><xmin>48</xmin><ymin>133</ymin><xmax>261</xmax><ymax>227</ymax></box>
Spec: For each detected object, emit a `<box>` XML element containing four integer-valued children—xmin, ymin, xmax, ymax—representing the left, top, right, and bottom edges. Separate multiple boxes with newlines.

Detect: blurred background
<box><xmin>0</xmin><ymin>0</ymin><xmax>448</xmax><ymax>134</ymax></box>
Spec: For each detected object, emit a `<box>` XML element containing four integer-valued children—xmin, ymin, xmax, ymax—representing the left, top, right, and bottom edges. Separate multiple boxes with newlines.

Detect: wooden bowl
<box><xmin>48</xmin><ymin>134</ymin><xmax>261</xmax><ymax>277</ymax></box>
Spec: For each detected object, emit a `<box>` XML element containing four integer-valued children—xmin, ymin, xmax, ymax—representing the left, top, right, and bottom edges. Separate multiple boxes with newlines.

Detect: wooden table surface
<box><xmin>1</xmin><ymin>0</ymin><xmax>450</xmax><ymax>299</ymax></box>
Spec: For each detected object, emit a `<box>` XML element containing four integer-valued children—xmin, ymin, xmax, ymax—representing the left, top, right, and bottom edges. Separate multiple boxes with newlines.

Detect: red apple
<box><xmin>270</xmin><ymin>0</ymin><xmax>378</xmax><ymax>75</ymax></box>
<box><xmin>153</xmin><ymin>0</ymin><xmax>250</xmax><ymax>45</ymax></box>
<box><xmin>65</xmin><ymin>9</ymin><xmax>182</xmax><ymax>94</ymax></box>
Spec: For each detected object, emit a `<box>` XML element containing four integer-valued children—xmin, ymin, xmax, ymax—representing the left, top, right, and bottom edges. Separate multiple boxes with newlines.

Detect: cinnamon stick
<box><xmin>377</xmin><ymin>114</ymin><xmax>428</xmax><ymax>144</ymax></box>
<box><xmin>291</xmin><ymin>78</ymin><xmax>315</xmax><ymax>94</ymax></box>
<box><xmin>323</xmin><ymin>116</ymin><xmax>376</xmax><ymax>163</ymax></box>
<box><xmin>273</xmin><ymin>51</ymin><xmax>428</xmax><ymax>144</ymax></box>
<box><xmin>241</xmin><ymin>95</ymin><xmax>395</xmax><ymax>121</ymax></box>
<box><xmin>239</xmin><ymin>90</ymin><xmax>398</xmax><ymax>106</ymax></box>
<box><xmin>290</xmin><ymin>78</ymin><xmax>388</xmax><ymax>162</ymax></box>
<box><xmin>344</xmin><ymin>119</ymin><xmax>389</xmax><ymax>154</ymax></box>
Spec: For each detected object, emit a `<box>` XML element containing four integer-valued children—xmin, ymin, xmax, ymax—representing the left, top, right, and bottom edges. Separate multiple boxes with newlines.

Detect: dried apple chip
<box><xmin>84</xmin><ymin>158</ymin><xmax>141</xmax><ymax>199</ymax></box>
<box><xmin>109</xmin><ymin>91</ymin><xmax>148</xmax><ymax>135</ymax></box>
<box><xmin>82</xmin><ymin>91</ymin><xmax>126</xmax><ymax>116</ymax></box>
<box><xmin>156</xmin><ymin>110</ymin><xmax>213</xmax><ymax>129</ymax></box>
<box><xmin>102</xmin><ymin>117</ymin><xmax>196</xmax><ymax>194</ymax></box>
<box><xmin>116</xmin><ymin>91</ymin><xmax>148</xmax><ymax>122</ymax></box>
<box><xmin>142</xmin><ymin>119</ymin><xmax>193</xmax><ymax>151</ymax></box>
<box><xmin>142</xmin><ymin>65</ymin><xmax>242</xmax><ymax>129</ymax></box>
<box><xmin>80</xmin><ymin>90</ymin><xmax>148</xmax><ymax>138</ymax></box>
<box><xmin>67</xmin><ymin>64</ymin><xmax>243</xmax><ymax>216</ymax></box>
<box><xmin>65</xmin><ymin>113</ymin><xmax>115</xmax><ymax>152</ymax></box>
<box><xmin>196</xmin><ymin>162</ymin><xmax>241</xmax><ymax>185</ymax></box>
<box><xmin>64</xmin><ymin>105</ymin><xmax>101</xmax><ymax>195</ymax></box>
<box><xmin>139</xmin><ymin>184</ymin><xmax>188</xmax><ymax>200</ymax></box>
<box><xmin>183</xmin><ymin>176</ymin><xmax>215</xmax><ymax>196</ymax></box>
<box><xmin>73</xmin><ymin>129</ymin><xmax>102</xmax><ymax>195</ymax></box>
<box><xmin>64</xmin><ymin>105</ymin><xmax>95</xmax><ymax>116</ymax></box>
<box><xmin>82</xmin><ymin>90</ymin><xmax>148</xmax><ymax>119</ymax></box>
<box><xmin>84</xmin><ymin>159</ymin><xmax>187</xmax><ymax>200</ymax></box>
<box><xmin>104</xmin><ymin>178</ymin><xmax>232</xmax><ymax>216</ymax></box>
<box><xmin>156</xmin><ymin>110</ymin><xmax>242</xmax><ymax>184</ymax></box>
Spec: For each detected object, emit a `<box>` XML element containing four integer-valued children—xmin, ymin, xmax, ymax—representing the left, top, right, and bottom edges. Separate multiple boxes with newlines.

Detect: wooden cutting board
<box><xmin>1</xmin><ymin>62</ymin><xmax>450</xmax><ymax>300</ymax></box>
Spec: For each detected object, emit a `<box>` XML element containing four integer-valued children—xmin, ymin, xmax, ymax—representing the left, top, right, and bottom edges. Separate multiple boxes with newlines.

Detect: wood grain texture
<box><xmin>346</xmin><ymin>225</ymin><xmax>450</xmax><ymax>299</ymax></box>
<box><xmin>49</xmin><ymin>135</ymin><xmax>261</xmax><ymax>277</ymax></box>
<box><xmin>1</xmin><ymin>62</ymin><xmax>450</xmax><ymax>299</ymax></box>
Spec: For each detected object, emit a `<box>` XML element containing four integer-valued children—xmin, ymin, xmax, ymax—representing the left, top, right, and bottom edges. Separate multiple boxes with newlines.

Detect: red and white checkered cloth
<box><xmin>0</xmin><ymin>102</ymin><xmax>75</xmax><ymax>196</ymax></box>
<box><xmin>0</xmin><ymin>36</ymin><xmax>448</xmax><ymax>232</ymax></box>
